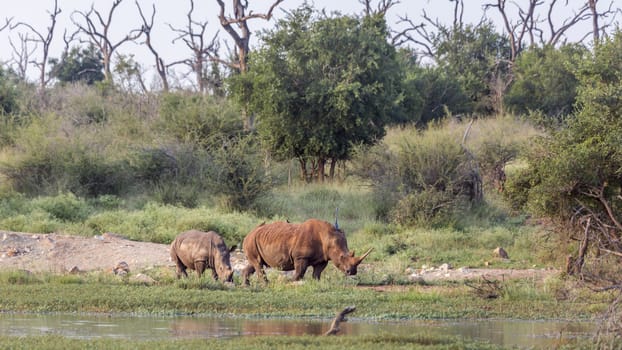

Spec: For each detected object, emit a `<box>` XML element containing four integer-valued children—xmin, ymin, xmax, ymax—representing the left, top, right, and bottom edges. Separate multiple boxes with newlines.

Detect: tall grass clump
<box><xmin>351</xmin><ymin>120</ymin><xmax>480</xmax><ymax>226</ymax></box>
<box><xmin>253</xmin><ymin>181</ymin><xmax>377</xmax><ymax>233</ymax></box>
<box><xmin>351</xmin><ymin>116</ymin><xmax>539</xmax><ymax>228</ymax></box>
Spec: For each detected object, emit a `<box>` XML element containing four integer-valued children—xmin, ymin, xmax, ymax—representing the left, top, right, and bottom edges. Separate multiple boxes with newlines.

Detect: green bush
<box><xmin>352</xmin><ymin>122</ymin><xmax>481</xmax><ymax>226</ymax></box>
<box><xmin>204</xmin><ymin>135</ymin><xmax>272</xmax><ymax>212</ymax></box>
<box><xmin>158</xmin><ymin>92</ymin><xmax>243</xmax><ymax>148</ymax></box>
<box><xmin>32</xmin><ymin>193</ymin><xmax>92</xmax><ymax>222</ymax></box>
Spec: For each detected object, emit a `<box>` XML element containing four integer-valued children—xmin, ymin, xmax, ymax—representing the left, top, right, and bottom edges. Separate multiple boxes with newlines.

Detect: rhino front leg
<box><xmin>194</xmin><ymin>260</ymin><xmax>206</xmax><ymax>278</ymax></box>
<box><xmin>312</xmin><ymin>262</ymin><xmax>328</xmax><ymax>280</ymax></box>
<box><xmin>293</xmin><ymin>259</ymin><xmax>309</xmax><ymax>280</ymax></box>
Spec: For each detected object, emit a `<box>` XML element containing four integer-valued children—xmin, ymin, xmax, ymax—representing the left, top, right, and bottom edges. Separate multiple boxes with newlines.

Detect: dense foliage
<box><xmin>505</xmin><ymin>44</ymin><xmax>587</xmax><ymax>125</ymax></box>
<box><xmin>49</xmin><ymin>44</ymin><xmax>105</xmax><ymax>85</ymax></box>
<box><xmin>397</xmin><ymin>50</ymin><xmax>470</xmax><ymax>126</ymax></box>
<box><xmin>508</xmin><ymin>31</ymin><xmax>622</xmax><ymax>281</ymax></box>
<box><xmin>433</xmin><ymin>22</ymin><xmax>511</xmax><ymax>115</ymax></box>
<box><xmin>231</xmin><ymin>7</ymin><xmax>402</xmax><ymax>182</ymax></box>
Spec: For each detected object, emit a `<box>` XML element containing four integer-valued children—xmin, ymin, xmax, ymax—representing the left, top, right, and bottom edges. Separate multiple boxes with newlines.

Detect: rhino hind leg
<box><xmin>172</xmin><ymin>254</ymin><xmax>189</xmax><ymax>279</ymax></box>
<box><xmin>241</xmin><ymin>265</ymin><xmax>255</xmax><ymax>285</ymax></box>
<box><xmin>176</xmin><ymin>265</ymin><xmax>188</xmax><ymax>279</ymax></box>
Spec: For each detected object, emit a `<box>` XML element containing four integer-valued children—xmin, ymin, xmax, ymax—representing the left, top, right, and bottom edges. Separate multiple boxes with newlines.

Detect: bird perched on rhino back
<box><xmin>241</xmin><ymin>218</ymin><xmax>372</xmax><ymax>285</ymax></box>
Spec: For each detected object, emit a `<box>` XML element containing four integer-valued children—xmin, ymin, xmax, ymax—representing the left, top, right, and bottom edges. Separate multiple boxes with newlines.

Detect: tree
<box><xmin>113</xmin><ymin>53</ymin><xmax>147</xmax><ymax>93</ymax></box>
<box><xmin>513</xmin><ymin>31</ymin><xmax>622</xmax><ymax>283</ymax></box>
<box><xmin>484</xmin><ymin>0</ymin><xmax>619</xmax><ymax>56</ymax></box>
<box><xmin>167</xmin><ymin>0</ymin><xmax>221</xmax><ymax>94</ymax></box>
<box><xmin>9</xmin><ymin>0</ymin><xmax>60</xmax><ymax>91</ymax></box>
<box><xmin>231</xmin><ymin>6</ymin><xmax>402</xmax><ymax>182</ymax></box>
<box><xmin>214</xmin><ymin>0</ymin><xmax>283</xmax><ymax>75</ymax></box>
<box><xmin>135</xmin><ymin>1</ymin><xmax>172</xmax><ymax>92</ymax></box>
<box><xmin>434</xmin><ymin>22</ymin><xmax>511</xmax><ymax>115</ymax></box>
<box><xmin>49</xmin><ymin>44</ymin><xmax>105</xmax><ymax>85</ymax></box>
<box><xmin>0</xmin><ymin>67</ymin><xmax>19</xmax><ymax>116</ymax></box>
<box><xmin>397</xmin><ymin>49</ymin><xmax>470</xmax><ymax>126</ymax></box>
<box><xmin>71</xmin><ymin>0</ymin><xmax>142</xmax><ymax>83</ymax></box>
<box><xmin>504</xmin><ymin>44</ymin><xmax>587</xmax><ymax>124</ymax></box>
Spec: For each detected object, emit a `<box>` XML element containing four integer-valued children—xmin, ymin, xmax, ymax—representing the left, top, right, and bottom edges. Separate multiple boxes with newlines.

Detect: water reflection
<box><xmin>0</xmin><ymin>313</ymin><xmax>595</xmax><ymax>348</ymax></box>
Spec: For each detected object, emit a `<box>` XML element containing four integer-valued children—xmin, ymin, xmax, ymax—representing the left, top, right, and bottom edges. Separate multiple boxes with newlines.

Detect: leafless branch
<box><xmin>8</xmin><ymin>33</ymin><xmax>37</xmax><ymax>80</ymax></box>
<box><xmin>168</xmin><ymin>0</ymin><xmax>221</xmax><ymax>93</ymax></box>
<box><xmin>215</xmin><ymin>0</ymin><xmax>284</xmax><ymax>73</ymax></box>
<box><xmin>9</xmin><ymin>0</ymin><xmax>60</xmax><ymax>90</ymax></box>
<box><xmin>324</xmin><ymin>306</ymin><xmax>356</xmax><ymax>336</ymax></box>
<box><xmin>359</xmin><ymin>0</ymin><xmax>400</xmax><ymax>17</ymax></box>
<box><xmin>0</xmin><ymin>17</ymin><xmax>12</xmax><ymax>31</ymax></box>
<box><xmin>392</xmin><ymin>14</ymin><xmax>435</xmax><ymax>56</ymax></box>
<box><xmin>71</xmin><ymin>0</ymin><xmax>143</xmax><ymax>82</ymax></box>
<box><xmin>136</xmin><ymin>1</ymin><xmax>170</xmax><ymax>92</ymax></box>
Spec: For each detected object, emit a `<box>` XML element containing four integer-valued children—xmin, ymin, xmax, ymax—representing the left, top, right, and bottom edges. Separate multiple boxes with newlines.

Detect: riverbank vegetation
<box><xmin>0</xmin><ymin>334</ymin><xmax>508</xmax><ymax>350</ymax></box>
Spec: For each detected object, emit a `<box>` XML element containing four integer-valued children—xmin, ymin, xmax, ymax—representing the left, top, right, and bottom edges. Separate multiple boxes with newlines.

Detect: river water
<box><xmin>0</xmin><ymin>313</ymin><xmax>595</xmax><ymax>349</ymax></box>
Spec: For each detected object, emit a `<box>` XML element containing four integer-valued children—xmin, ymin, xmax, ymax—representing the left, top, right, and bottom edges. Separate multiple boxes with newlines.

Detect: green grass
<box><xmin>0</xmin><ymin>270</ymin><xmax>610</xmax><ymax>320</ymax></box>
<box><xmin>0</xmin><ymin>334</ymin><xmax>507</xmax><ymax>350</ymax></box>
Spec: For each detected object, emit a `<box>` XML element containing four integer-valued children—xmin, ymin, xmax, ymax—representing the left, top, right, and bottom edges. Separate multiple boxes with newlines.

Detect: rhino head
<box><xmin>215</xmin><ymin>244</ymin><xmax>237</xmax><ymax>282</ymax></box>
<box><xmin>335</xmin><ymin>248</ymin><xmax>373</xmax><ymax>276</ymax></box>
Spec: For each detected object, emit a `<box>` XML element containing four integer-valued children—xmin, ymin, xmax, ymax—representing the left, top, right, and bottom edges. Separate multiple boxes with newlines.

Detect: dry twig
<box><xmin>324</xmin><ymin>305</ymin><xmax>356</xmax><ymax>336</ymax></box>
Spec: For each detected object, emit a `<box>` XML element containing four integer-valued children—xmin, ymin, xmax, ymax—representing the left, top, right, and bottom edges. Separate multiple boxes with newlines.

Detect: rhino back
<box><xmin>245</xmin><ymin>221</ymin><xmax>300</xmax><ymax>269</ymax></box>
<box><xmin>172</xmin><ymin>230</ymin><xmax>221</xmax><ymax>268</ymax></box>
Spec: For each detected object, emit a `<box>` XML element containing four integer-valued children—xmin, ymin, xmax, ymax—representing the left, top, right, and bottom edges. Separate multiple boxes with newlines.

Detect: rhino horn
<box><xmin>334</xmin><ymin>207</ymin><xmax>340</xmax><ymax>230</ymax></box>
<box><xmin>356</xmin><ymin>248</ymin><xmax>373</xmax><ymax>264</ymax></box>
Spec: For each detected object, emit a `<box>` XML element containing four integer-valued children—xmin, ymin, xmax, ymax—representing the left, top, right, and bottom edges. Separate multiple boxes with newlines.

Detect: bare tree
<box><xmin>391</xmin><ymin>0</ymin><xmax>469</xmax><ymax>57</ymax></box>
<box><xmin>391</xmin><ymin>14</ymin><xmax>433</xmax><ymax>55</ymax></box>
<box><xmin>136</xmin><ymin>1</ymin><xmax>171</xmax><ymax>92</ymax></box>
<box><xmin>484</xmin><ymin>0</ymin><xmax>619</xmax><ymax>57</ymax></box>
<box><xmin>8</xmin><ymin>33</ymin><xmax>36</xmax><ymax>81</ymax></box>
<box><xmin>483</xmin><ymin>0</ymin><xmax>539</xmax><ymax>62</ymax></box>
<box><xmin>9</xmin><ymin>0</ymin><xmax>61</xmax><ymax>90</ymax></box>
<box><xmin>168</xmin><ymin>0</ymin><xmax>220</xmax><ymax>93</ymax></box>
<box><xmin>71</xmin><ymin>0</ymin><xmax>142</xmax><ymax>83</ymax></box>
<box><xmin>0</xmin><ymin>17</ymin><xmax>11</xmax><ymax>32</ymax></box>
<box><xmin>215</xmin><ymin>0</ymin><xmax>284</xmax><ymax>74</ymax></box>
<box><xmin>359</xmin><ymin>0</ymin><xmax>400</xmax><ymax>17</ymax></box>
<box><xmin>586</xmin><ymin>0</ymin><xmax>620</xmax><ymax>43</ymax></box>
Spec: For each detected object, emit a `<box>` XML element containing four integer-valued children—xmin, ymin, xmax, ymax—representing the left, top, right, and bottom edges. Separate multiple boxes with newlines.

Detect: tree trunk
<box><xmin>318</xmin><ymin>158</ymin><xmax>326</xmax><ymax>182</ymax></box>
<box><xmin>329</xmin><ymin>158</ymin><xmax>337</xmax><ymax>180</ymax></box>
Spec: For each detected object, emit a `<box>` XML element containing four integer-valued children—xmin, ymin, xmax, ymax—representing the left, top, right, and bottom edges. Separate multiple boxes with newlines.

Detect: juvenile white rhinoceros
<box><xmin>170</xmin><ymin>230</ymin><xmax>236</xmax><ymax>282</ymax></box>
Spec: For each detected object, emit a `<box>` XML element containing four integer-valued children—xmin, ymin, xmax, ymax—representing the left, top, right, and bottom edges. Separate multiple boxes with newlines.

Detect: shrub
<box><xmin>32</xmin><ymin>193</ymin><xmax>92</xmax><ymax>222</ymax></box>
<box><xmin>204</xmin><ymin>135</ymin><xmax>272</xmax><ymax>212</ymax></box>
<box><xmin>158</xmin><ymin>92</ymin><xmax>243</xmax><ymax>148</ymax></box>
<box><xmin>352</xmin><ymin>121</ymin><xmax>481</xmax><ymax>226</ymax></box>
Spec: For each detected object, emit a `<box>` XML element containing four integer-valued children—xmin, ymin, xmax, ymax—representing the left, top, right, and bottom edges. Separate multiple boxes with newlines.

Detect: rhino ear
<box><xmin>229</xmin><ymin>245</ymin><xmax>237</xmax><ymax>253</ymax></box>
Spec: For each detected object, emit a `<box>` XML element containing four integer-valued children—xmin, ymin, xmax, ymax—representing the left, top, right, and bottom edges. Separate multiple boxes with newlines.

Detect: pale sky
<box><xmin>0</xmin><ymin>0</ymin><xmax>613</xmax><ymax>85</ymax></box>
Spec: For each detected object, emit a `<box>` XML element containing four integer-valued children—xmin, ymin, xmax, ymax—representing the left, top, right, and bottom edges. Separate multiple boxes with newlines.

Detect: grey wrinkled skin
<box><xmin>170</xmin><ymin>230</ymin><xmax>236</xmax><ymax>282</ymax></box>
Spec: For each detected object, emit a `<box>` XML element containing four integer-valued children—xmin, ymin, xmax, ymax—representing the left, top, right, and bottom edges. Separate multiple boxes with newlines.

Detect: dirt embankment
<box><xmin>0</xmin><ymin>230</ymin><xmax>559</xmax><ymax>282</ymax></box>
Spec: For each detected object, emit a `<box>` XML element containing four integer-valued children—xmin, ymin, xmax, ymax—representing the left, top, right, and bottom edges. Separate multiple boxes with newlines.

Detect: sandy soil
<box><xmin>0</xmin><ymin>230</ymin><xmax>559</xmax><ymax>282</ymax></box>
